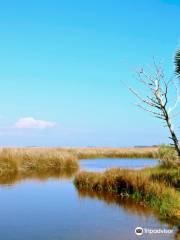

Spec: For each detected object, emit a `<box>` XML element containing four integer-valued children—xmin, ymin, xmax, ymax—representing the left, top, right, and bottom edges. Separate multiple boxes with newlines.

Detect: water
<box><xmin>80</xmin><ymin>158</ymin><xmax>158</xmax><ymax>172</ymax></box>
<box><xmin>0</xmin><ymin>158</ymin><xmax>179</xmax><ymax>240</ymax></box>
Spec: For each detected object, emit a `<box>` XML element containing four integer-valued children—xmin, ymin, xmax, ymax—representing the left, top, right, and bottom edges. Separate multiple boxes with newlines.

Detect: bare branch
<box><xmin>135</xmin><ymin>103</ymin><xmax>165</xmax><ymax>119</ymax></box>
<box><xmin>129</xmin><ymin>60</ymin><xmax>180</xmax><ymax>157</ymax></box>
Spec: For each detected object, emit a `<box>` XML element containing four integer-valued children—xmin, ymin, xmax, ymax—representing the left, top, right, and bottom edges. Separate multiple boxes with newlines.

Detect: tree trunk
<box><xmin>166</xmin><ymin>115</ymin><xmax>180</xmax><ymax>157</ymax></box>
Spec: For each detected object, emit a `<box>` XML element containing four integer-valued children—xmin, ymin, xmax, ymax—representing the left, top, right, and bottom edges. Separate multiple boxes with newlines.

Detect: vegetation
<box><xmin>0</xmin><ymin>146</ymin><xmax>179</xmax><ymax>221</ymax></box>
<box><xmin>0</xmin><ymin>148</ymin><xmax>79</xmax><ymax>177</ymax></box>
<box><xmin>74</xmin><ymin>167</ymin><xmax>180</xmax><ymax>220</ymax></box>
<box><xmin>0</xmin><ymin>147</ymin><xmax>158</xmax><ymax>177</ymax></box>
<box><xmin>77</xmin><ymin>182</ymin><xmax>180</xmax><ymax>228</ymax></box>
<box><xmin>68</xmin><ymin>147</ymin><xmax>158</xmax><ymax>159</ymax></box>
<box><xmin>0</xmin><ymin>157</ymin><xmax>17</xmax><ymax>176</ymax></box>
<box><xmin>158</xmin><ymin>145</ymin><xmax>180</xmax><ymax>167</ymax></box>
<box><xmin>149</xmin><ymin>167</ymin><xmax>180</xmax><ymax>189</ymax></box>
<box><xmin>0</xmin><ymin>147</ymin><xmax>158</xmax><ymax>178</ymax></box>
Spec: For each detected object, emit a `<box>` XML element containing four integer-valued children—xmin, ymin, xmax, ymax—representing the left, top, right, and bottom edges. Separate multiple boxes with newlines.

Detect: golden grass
<box><xmin>74</xmin><ymin>168</ymin><xmax>180</xmax><ymax>220</ymax></box>
<box><xmin>0</xmin><ymin>146</ymin><xmax>159</xmax><ymax>179</ymax></box>
<box><xmin>66</xmin><ymin>147</ymin><xmax>158</xmax><ymax>159</ymax></box>
<box><xmin>0</xmin><ymin>146</ymin><xmax>158</xmax><ymax>178</ymax></box>
<box><xmin>158</xmin><ymin>145</ymin><xmax>180</xmax><ymax>167</ymax></box>
<box><xmin>0</xmin><ymin>148</ymin><xmax>79</xmax><ymax>176</ymax></box>
<box><xmin>142</xmin><ymin>166</ymin><xmax>180</xmax><ymax>189</ymax></box>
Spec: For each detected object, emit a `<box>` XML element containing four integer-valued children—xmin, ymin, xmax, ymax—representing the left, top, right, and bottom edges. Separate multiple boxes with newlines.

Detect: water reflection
<box><xmin>0</xmin><ymin>158</ymin><xmax>179</xmax><ymax>240</ymax></box>
<box><xmin>0</xmin><ymin>168</ymin><xmax>78</xmax><ymax>186</ymax></box>
<box><xmin>78</xmin><ymin>188</ymin><xmax>154</xmax><ymax>216</ymax></box>
<box><xmin>77</xmin><ymin>188</ymin><xmax>180</xmax><ymax>239</ymax></box>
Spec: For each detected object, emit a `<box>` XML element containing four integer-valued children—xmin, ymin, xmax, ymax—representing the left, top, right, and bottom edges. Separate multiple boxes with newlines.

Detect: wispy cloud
<box><xmin>14</xmin><ymin>117</ymin><xmax>56</xmax><ymax>129</ymax></box>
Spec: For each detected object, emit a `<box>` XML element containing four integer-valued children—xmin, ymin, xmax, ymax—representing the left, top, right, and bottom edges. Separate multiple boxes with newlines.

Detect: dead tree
<box><xmin>129</xmin><ymin>60</ymin><xmax>180</xmax><ymax>157</ymax></box>
<box><xmin>175</xmin><ymin>49</ymin><xmax>180</xmax><ymax>79</ymax></box>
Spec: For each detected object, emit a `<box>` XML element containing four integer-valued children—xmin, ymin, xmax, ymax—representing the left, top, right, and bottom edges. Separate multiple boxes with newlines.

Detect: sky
<box><xmin>0</xmin><ymin>0</ymin><xmax>180</xmax><ymax>147</ymax></box>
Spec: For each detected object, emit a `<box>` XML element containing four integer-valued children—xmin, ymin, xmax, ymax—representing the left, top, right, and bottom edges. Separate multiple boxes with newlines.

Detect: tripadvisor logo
<box><xmin>135</xmin><ymin>226</ymin><xmax>173</xmax><ymax>236</ymax></box>
<box><xmin>135</xmin><ymin>227</ymin><xmax>143</xmax><ymax>236</ymax></box>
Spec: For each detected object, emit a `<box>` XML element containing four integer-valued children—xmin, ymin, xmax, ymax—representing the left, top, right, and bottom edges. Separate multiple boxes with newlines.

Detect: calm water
<box><xmin>80</xmin><ymin>158</ymin><xmax>158</xmax><ymax>172</ymax></box>
<box><xmin>0</xmin><ymin>158</ymin><xmax>179</xmax><ymax>240</ymax></box>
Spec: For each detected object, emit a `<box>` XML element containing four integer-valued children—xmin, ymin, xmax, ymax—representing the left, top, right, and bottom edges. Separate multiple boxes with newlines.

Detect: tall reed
<box><xmin>0</xmin><ymin>148</ymin><xmax>79</xmax><ymax>176</ymax></box>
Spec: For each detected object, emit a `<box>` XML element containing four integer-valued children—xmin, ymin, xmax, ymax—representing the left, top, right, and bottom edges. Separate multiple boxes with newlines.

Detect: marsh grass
<box><xmin>0</xmin><ymin>158</ymin><xmax>17</xmax><ymax>176</ymax></box>
<box><xmin>145</xmin><ymin>167</ymin><xmax>180</xmax><ymax>189</ymax></box>
<box><xmin>0</xmin><ymin>147</ymin><xmax>158</xmax><ymax>179</ymax></box>
<box><xmin>158</xmin><ymin>145</ymin><xmax>180</xmax><ymax>167</ymax></box>
<box><xmin>69</xmin><ymin>147</ymin><xmax>158</xmax><ymax>159</ymax></box>
<box><xmin>74</xmin><ymin>168</ymin><xmax>180</xmax><ymax>219</ymax></box>
<box><xmin>0</xmin><ymin>148</ymin><xmax>79</xmax><ymax>176</ymax></box>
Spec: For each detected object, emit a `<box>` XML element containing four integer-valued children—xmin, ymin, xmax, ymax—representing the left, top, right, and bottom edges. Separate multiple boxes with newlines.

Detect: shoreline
<box><xmin>74</xmin><ymin>166</ymin><xmax>180</xmax><ymax>221</ymax></box>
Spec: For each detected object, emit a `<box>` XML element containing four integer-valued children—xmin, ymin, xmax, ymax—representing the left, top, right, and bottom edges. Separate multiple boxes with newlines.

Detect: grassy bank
<box><xmin>77</xmin><ymin>187</ymin><xmax>180</xmax><ymax>227</ymax></box>
<box><xmin>0</xmin><ymin>148</ymin><xmax>79</xmax><ymax>177</ymax></box>
<box><xmin>0</xmin><ymin>147</ymin><xmax>158</xmax><ymax>178</ymax></box>
<box><xmin>67</xmin><ymin>147</ymin><xmax>158</xmax><ymax>159</ymax></box>
<box><xmin>74</xmin><ymin>167</ymin><xmax>180</xmax><ymax>220</ymax></box>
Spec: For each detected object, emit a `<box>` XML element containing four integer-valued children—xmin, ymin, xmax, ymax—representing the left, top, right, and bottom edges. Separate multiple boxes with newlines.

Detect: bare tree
<box><xmin>129</xmin><ymin>60</ymin><xmax>180</xmax><ymax>157</ymax></box>
<box><xmin>175</xmin><ymin>49</ymin><xmax>180</xmax><ymax>79</ymax></box>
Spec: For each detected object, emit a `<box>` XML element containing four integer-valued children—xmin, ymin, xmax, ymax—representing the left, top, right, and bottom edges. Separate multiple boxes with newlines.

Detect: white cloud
<box><xmin>14</xmin><ymin>117</ymin><xmax>56</xmax><ymax>129</ymax></box>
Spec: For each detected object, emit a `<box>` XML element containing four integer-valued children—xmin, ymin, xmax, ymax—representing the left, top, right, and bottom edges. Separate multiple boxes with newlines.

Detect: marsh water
<box><xmin>80</xmin><ymin>158</ymin><xmax>158</xmax><ymax>172</ymax></box>
<box><xmin>0</xmin><ymin>158</ymin><xmax>179</xmax><ymax>240</ymax></box>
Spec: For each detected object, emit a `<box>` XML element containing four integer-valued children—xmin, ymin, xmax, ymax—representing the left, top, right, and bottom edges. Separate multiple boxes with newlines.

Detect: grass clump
<box><xmin>74</xmin><ymin>168</ymin><xmax>180</xmax><ymax>219</ymax></box>
<box><xmin>0</xmin><ymin>158</ymin><xmax>17</xmax><ymax>177</ymax></box>
<box><xmin>158</xmin><ymin>145</ymin><xmax>180</xmax><ymax>167</ymax></box>
<box><xmin>145</xmin><ymin>167</ymin><xmax>180</xmax><ymax>189</ymax></box>
<box><xmin>0</xmin><ymin>148</ymin><xmax>79</xmax><ymax>176</ymax></box>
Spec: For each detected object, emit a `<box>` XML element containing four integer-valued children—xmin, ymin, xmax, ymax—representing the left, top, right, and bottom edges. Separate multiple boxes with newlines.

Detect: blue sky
<box><xmin>0</xmin><ymin>0</ymin><xmax>179</xmax><ymax>147</ymax></box>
